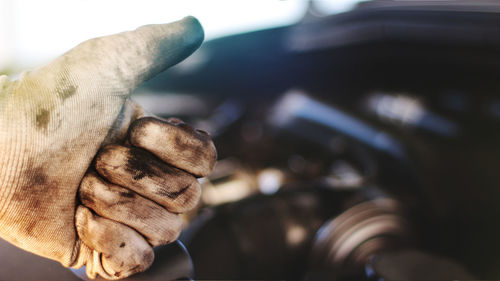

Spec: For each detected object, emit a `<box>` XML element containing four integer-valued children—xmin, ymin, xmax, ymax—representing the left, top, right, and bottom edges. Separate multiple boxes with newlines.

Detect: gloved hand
<box><xmin>0</xmin><ymin>16</ymin><xmax>216</xmax><ymax>279</ymax></box>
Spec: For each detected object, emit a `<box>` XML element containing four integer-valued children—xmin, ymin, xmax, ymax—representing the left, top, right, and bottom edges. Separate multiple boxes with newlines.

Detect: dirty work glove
<box><xmin>0</xmin><ymin>16</ymin><xmax>216</xmax><ymax>279</ymax></box>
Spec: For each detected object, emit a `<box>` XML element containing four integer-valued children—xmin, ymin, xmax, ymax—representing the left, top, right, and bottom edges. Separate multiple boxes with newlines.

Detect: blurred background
<box><xmin>3</xmin><ymin>0</ymin><xmax>500</xmax><ymax>280</ymax></box>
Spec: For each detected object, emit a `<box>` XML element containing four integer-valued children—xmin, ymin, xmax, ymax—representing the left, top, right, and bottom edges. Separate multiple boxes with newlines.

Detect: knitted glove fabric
<box><xmin>0</xmin><ymin>16</ymin><xmax>216</xmax><ymax>279</ymax></box>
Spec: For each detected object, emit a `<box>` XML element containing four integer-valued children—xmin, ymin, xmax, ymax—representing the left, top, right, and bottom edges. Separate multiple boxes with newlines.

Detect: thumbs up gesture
<box><xmin>0</xmin><ymin>17</ymin><xmax>216</xmax><ymax>279</ymax></box>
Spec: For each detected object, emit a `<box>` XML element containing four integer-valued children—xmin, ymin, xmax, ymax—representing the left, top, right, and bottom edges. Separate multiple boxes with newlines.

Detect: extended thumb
<box><xmin>30</xmin><ymin>16</ymin><xmax>204</xmax><ymax>99</ymax></box>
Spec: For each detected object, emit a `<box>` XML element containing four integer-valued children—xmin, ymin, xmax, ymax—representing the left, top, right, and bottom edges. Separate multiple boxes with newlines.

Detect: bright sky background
<box><xmin>0</xmin><ymin>0</ymin><xmax>359</xmax><ymax>72</ymax></box>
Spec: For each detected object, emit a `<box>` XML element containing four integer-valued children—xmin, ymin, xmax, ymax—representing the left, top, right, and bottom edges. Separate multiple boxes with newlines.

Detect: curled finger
<box><xmin>79</xmin><ymin>172</ymin><xmax>183</xmax><ymax>246</ymax></box>
<box><xmin>129</xmin><ymin>117</ymin><xmax>217</xmax><ymax>177</ymax></box>
<box><xmin>95</xmin><ymin>144</ymin><xmax>201</xmax><ymax>213</ymax></box>
<box><xmin>75</xmin><ymin>206</ymin><xmax>154</xmax><ymax>279</ymax></box>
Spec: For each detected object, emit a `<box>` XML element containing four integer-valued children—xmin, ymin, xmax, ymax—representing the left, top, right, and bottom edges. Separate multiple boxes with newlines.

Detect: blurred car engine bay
<box><xmin>143</xmin><ymin>1</ymin><xmax>500</xmax><ymax>279</ymax></box>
